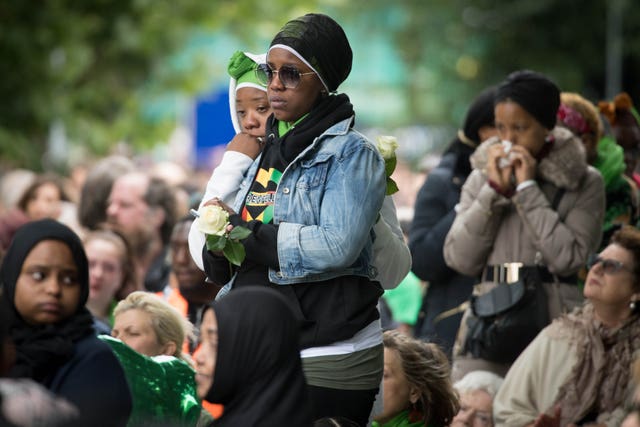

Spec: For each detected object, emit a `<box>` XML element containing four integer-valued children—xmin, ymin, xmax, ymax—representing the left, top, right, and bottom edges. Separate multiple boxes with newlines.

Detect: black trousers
<box><xmin>308</xmin><ymin>385</ymin><xmax>379</xmax><ymax>427</ymax></box>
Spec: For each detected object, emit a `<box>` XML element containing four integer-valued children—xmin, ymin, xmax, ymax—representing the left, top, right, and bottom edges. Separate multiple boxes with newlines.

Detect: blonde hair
<box><xmin>561</xmin><ymin>92</ymin><xmax>603</xmax><ymax>138</ymax></box>
<box><xmin>113</xmin><ymin>291</ymin><xmax>194</xmax><ymax>359</ymax></box>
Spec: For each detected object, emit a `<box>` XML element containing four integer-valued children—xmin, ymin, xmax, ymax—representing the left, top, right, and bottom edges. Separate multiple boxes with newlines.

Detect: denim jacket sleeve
<box><xmin>274</xmin><ymin>127</ymin><xmax>386</xmax><ymax>282</ymax></box>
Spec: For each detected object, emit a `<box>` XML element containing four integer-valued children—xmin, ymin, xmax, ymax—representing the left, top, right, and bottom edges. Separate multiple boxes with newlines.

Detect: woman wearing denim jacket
<box><xmin>202</xmin><ymin>13</ymin><xmax>387</xmax><ymax>426</ymax></box>
<box><xmin>187</xmin><ymin>51</ymin><xmax>410</xmax><ymax>290</ymax></box>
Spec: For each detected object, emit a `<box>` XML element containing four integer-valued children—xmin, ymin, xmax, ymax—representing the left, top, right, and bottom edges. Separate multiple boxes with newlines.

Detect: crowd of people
<box><xmin>1</xmin><ymin>11</ymin><xmax>640</xmax><ymax>427</ymax></box>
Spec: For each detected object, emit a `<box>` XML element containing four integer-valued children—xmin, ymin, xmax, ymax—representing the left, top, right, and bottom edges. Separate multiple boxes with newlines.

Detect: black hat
<box><xmin>269</xmin><ymin>13</ymin><xmax>352</xmax><ymax>93</ymax></box>
<box><xmin>495</xmin><ymin>70</ymin><xmax>560</xmax><ymax>129</ymax></box>
<box><xmin>461</xmin><ymin>85</ymin><xmax>497</xmax><ymax>145</ymax></box>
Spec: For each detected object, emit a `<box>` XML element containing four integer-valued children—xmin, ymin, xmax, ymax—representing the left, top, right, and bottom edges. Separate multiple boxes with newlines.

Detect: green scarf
<box><xmin>372</xmin><ymin>410</ymin><xmax>432</xmax><ymax>427</ymax></box>
<box><xmin>594</xmin><ymin>135</ymin><xmax>637</xmax><ymax>241</ymax></box>
<box><xmin>278</xmin><ymin>113</ymin><xmax>308</xmax><ymax>136</ymax></box>
<box><xmin>594</xmin><ymin>136</ymin><xmax>625</xmax><ymax>189</ymax></box>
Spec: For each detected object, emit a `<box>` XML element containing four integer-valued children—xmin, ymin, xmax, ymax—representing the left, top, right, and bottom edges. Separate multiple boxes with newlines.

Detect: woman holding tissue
<box><xmin>444</xmin><ymin>70</ymin><xmax>605</xmax><ymax>380</ymax></box>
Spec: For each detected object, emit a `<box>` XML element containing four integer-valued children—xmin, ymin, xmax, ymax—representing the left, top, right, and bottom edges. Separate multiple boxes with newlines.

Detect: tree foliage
<box><xmin>0</xmin><ymin>0</ymin><xmax>318</xmax><ymax>171</ymax></box>
<box><xmin>342</xmin><ymin>0</ymin><xmax>640</xmax><ymax>128</ymax></box>
<box><xmin>1</xmin><ymin>0</ymin><xmax>638</xmax><ymax>170</ymax></box>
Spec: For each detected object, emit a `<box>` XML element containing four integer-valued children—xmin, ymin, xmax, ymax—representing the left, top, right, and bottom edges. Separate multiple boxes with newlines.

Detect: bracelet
<box><xmin>516</xmin><ymin>180</ymin><xmax>536</xmax><ymax>192</ymax></box>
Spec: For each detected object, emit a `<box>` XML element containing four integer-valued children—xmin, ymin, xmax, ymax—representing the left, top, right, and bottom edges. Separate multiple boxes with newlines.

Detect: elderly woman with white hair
<box><xmin>451</xmin><ymin>370</ymin><xmax>504</xmax><ymax>427</ymax></box>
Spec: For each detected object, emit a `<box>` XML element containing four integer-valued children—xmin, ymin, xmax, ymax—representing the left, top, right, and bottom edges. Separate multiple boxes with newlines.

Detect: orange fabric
<box><xmin>202</xmin><ymin>400</ymin><xmax>224</xmax><ymax>420</ymax></box>
<box><xmin>166</xmin><ymin>287</ymin><xmax>189</xmax><ymax>318</ymax></box>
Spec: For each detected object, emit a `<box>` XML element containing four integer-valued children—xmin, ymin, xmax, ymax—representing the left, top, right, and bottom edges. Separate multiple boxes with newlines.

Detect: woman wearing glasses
<box><xmin>493</xmin><ymin>225</ymin><xmax>640</xmax><ymax>427</ymax></box>
<box><xmin>202</xmin><ymin>13</ymin><xmax>387</xmax><ymax>425</ymax></box>
<box><xmin>189</xmin><ymin>51</ymin><xmax>410</xmax><ymax>291</ymax></box>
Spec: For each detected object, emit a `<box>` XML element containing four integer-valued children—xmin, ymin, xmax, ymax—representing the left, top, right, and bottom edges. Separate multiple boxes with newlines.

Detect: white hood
<box><xmin>228</xmin><ymin>52</ymin><xmax>267</xmax><ymax>134</ymax></box>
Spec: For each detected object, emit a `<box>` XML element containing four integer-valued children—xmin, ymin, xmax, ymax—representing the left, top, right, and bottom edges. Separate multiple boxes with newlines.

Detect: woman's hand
<box><xmin>532</xmin><ymin>405</ymin><xmax>561</xmax><ymax>427</ymax></box>
<box><xmin>226</xmin><ymin>133</ymin><xmax>265</xmax><ymax>160</ymax></box>
<box><xmin>508</xmin><ymin>144</ymin><xmax>537</xmax><ymax>184</ymax></box>
<box><xmin>486</xmin><ymin>143</ymin><xmax>515</xmax><ymax>193</ymax></box>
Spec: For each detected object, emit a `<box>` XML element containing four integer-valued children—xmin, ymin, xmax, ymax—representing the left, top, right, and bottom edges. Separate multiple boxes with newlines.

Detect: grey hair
<box><xmin>453</xmin><ymin>370</ymin><xmax>504</xmax><ymax>399</ymax></box>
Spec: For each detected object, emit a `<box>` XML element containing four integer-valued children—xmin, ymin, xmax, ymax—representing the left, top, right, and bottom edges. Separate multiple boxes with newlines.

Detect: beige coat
<box><xmin>444</xmin><ymin>127</ymin><xmax>606</xmax><ymax>379</ymax></box>
<box><xmin>493</xmin><ymin>306</ymin><xmax>634</xmax><ymax>427</ymax></box>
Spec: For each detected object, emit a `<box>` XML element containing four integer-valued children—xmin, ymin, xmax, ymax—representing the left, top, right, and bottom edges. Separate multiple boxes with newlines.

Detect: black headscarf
<box><xmin>203</xmin><ymin>286</ymin><xmax>312</xmax><ymax>427</ymax></box>
<box><xmin>270</xmin><ymin>13</ymin><xmax>352</xmax><ymax>93</ymax></box>
<box><xmin>445</xmin><ymin>85</ymin><xmax>496</xmax><ymax>177</ymax></box>
<box><xmin>0</xmin><ymin>219</ymin><xmax>94</xmax><ymax>383</ymax></box>
<box><xmin>461</xmin><ymin>85</ymin><xmax>497</xmax><ymax>145</ymax></box>
<box><xmin>495</xmin><ymin>70</ymin><xmax>560</xmax><ymax>130</ymax></box>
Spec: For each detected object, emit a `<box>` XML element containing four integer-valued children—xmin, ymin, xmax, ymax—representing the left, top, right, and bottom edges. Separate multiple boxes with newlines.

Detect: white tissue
<box><xmin>499</xmin><ymin>140</ymin><xmax>513</xmax><ymax>168</ymax></box>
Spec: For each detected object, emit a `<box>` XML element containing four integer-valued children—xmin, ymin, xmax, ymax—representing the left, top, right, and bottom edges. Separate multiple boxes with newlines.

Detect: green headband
<box><xmin>227</xmin><ymin>50</ymin><xmax>264</xmax><ymax>88</ymax></box>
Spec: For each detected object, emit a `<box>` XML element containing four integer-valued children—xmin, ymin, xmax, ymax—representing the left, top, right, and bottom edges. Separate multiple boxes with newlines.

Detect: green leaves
<box><xmin>376</xmin><ymin>135</ymin><xmax>399</xmax><ymax>195</ymax></box>
<box><xmin>223</xmin><ymin>241</ymin><xmax>246</xmax><ymax>267</ymax></box>
<box><xmin>386</xmin><ymin>177</ymin><xmax>399</xmax><ymax>196</ymax></box>
<box><xmin>384</xmin><ymin>155</ymin><xmax>397</xmax><ymax>177</ymax></box>
<box><xmin>228</xmin><ymin>226</ymin><xmax>252</xmax><ymax>240</ymax></box>
<box><xmin>205</xmin><ymin>225</ymin><xmax>251</xmax><ymax>267</ymax></box>
<box><xmin>205</xmin><ymin>234</ymin><xmax>227</xmax><ymax>252</ymax></box>
<box><xmin>383</xmin><ymin>156</ymin><xmax>399</xmax><ymax>195</ymax></box>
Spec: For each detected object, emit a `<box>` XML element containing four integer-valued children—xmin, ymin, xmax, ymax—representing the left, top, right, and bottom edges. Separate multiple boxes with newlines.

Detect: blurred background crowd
<box><xmin>2</xmin><ymin>1</ymin><xmax>640</xmax><ymax>426</ymax></box>
<box><xmin>1</xmin><ymin>1</ymin><xmax>639</xmax><ymax>189</ymax></box>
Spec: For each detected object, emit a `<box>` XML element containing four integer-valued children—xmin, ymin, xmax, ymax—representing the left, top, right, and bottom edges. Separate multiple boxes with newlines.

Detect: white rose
<box><xmin>195</xmin><ymin>205</ymin><xmax>229</xmax><ymax>236</ymax></box>
<box><xmin>376</xmin><ymin>135</ymin><xmax>399</xmax><ymax>160</ymax></box>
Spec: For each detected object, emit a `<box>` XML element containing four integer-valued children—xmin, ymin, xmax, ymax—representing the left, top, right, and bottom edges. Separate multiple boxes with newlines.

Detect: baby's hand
<box><xmin>203</xmin><ymin>197</ymin><xmax>236</xmax><ymax>216</ymax></box>
<box><xmin>226</xmin><ymin>133</ymin><xmax>264</xmax><ymax>160</ymax></box>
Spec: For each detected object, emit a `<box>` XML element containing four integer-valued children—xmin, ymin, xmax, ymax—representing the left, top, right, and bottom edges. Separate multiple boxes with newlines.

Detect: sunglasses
<box><xmin>255</xmin><ymin>63</ymin><xmax>315</xmax><ymax>89</ymax></box>
<box><xmin>586</xmin><ymin>254</ymin><xmax>632</xmax><ymax>275</ymax></box>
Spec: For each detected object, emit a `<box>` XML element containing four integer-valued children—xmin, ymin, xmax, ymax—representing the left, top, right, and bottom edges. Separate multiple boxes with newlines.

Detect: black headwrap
<box><xmin>445</xmin><ymin>86</ymin><xmax>496</xmax><ymax>177</ymax></box>
<box><xmin>1</xmin><ymin>219</ymin><xmax>94</xmax><ymax>383</ymax></box>
<box><xmin>462</xmin><ymin>85</ymin><xmax>497</xmax><ymax>144</ymax></box>
<box><xmin>495</xmin><ymin>70</ymin><xmax>560</xmax><ymax>129</ymax></box>
<box><xmin>270</xmin><ymin>13</ymin><xmax>352</xmax><ymax>93</ymax></box>
<box><xmin>203</xmin><ymin>286</ymin><xmax>312</xmax><ymax>426</ymax></box>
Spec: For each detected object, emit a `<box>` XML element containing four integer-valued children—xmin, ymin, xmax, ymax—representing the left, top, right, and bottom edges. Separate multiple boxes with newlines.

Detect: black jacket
<box><xmin>408</xmin><ymin>150</ymin><xmax>475</xmax><ymax>357</ymax></box>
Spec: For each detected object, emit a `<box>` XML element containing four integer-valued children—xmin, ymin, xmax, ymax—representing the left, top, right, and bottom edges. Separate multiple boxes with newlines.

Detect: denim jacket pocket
<box><xmin>296</xmin><ymin>154</ymin><xmax>330</xmax><ymax>190</ymax></box>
